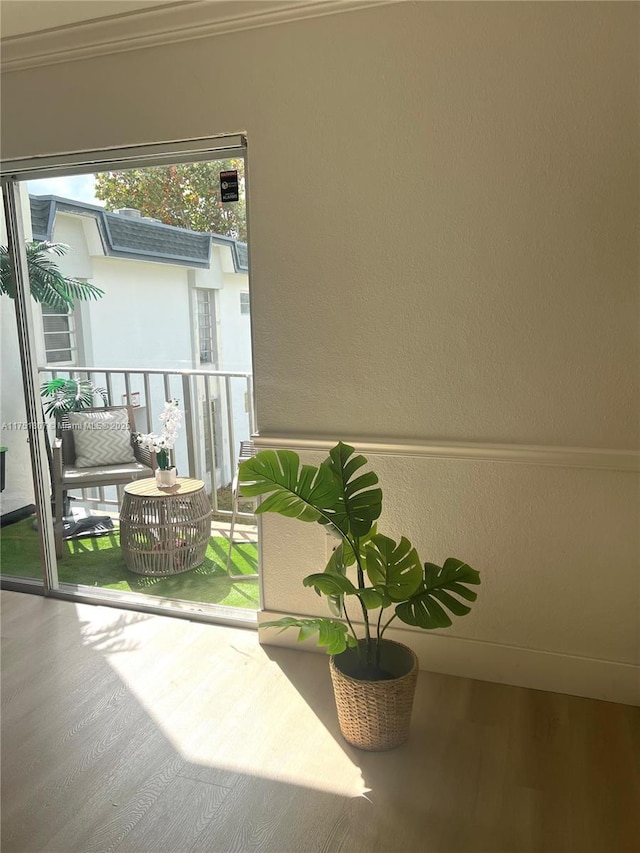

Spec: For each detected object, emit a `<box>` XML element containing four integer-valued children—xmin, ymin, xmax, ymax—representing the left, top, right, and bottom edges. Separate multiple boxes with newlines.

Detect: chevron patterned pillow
<box><xmin>67</xmin><ymin>409</ymin><xmax>137</xmax><ymax>468</ymax></box>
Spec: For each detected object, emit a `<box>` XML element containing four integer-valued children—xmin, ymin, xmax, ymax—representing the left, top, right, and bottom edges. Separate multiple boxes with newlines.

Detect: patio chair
<box><xmin>52</xmin><ymin>405</ymin><xmax>155</xmax><ymax>558</ymax></box>
<box><xmin>226</xmin><ymin>440</ymin><xmax>258</xmax><ymax>580</ymax></box>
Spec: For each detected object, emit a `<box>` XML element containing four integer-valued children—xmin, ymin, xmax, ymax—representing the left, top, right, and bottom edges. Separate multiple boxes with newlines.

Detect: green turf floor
<box><xmin>0</xmin><ymin>517</ymin><xmax>259</xmax><ymax>610</ymax></box>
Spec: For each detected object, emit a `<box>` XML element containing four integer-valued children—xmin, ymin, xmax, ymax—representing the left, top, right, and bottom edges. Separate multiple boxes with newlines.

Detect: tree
<box><xmin>0</xmin><ymin>241</ymin><xmax>104</xmax><ymax>311</ymax></box>
<box><xmin>94</xmin><ymin>160</ymin><xmax>247</xmax><ymax>241</ymax></box>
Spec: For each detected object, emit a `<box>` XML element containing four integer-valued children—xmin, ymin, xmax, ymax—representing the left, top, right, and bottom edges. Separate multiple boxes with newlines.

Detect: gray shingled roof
<box><xmin>29</xmin><ymin>195</ymin><xmax>248</xmax><ymax>272</ymax></box>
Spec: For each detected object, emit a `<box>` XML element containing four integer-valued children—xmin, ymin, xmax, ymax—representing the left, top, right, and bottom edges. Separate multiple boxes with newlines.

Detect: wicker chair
<box><xmin>52</xmin><ymin>405</ymin><xmax>155</xmax><ymax>558</ymax></box>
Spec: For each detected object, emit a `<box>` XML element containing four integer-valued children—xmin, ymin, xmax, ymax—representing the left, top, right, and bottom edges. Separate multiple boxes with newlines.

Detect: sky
<box><xmin>27</xmin><ymin>174</ymin><xmax>103</xmax><ymax>206</ymax></box>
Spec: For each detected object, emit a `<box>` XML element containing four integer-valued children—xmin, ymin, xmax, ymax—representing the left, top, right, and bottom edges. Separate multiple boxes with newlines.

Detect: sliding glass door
<box><xmin>0</xmin><ymin>137</ymin><xmax>259</xmax><ymax>624</ymax></box>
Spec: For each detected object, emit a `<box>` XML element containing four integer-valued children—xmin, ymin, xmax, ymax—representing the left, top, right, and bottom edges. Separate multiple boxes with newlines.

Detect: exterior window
<box><xmin>42</xmin><ymin>304</ymin><xmax>76</xmax><ymax>364</ymax></box>
<box><xmin>240</xmin><ymin>291</ymin><xmax>250</xmax><ymax>316</ymax></box>
<box><xmin>197</xmin><ymin>289</ymin><xmax>217</xmax><ymax>364</ymax></box>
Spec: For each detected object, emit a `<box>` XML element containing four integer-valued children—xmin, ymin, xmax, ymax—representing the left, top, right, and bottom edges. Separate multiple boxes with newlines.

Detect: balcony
<box><xmin>0</xmin><ymin>365</ymin><xmax>259</xmax><ymax>617</ymax></box>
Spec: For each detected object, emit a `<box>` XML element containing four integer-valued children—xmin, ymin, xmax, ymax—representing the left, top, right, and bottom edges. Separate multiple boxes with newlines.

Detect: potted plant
<box><xmin>40</xmin><ymin>377</ymin><xmax>108</xmax><ymax>417</ymax></box>
<box><xmin>239</xmin><ymin>442</ymin><xmax>480</xmax><ymax>751</ymax></box>
<box><xmin>135</xmin><ymin>399</ymin><xmax>183</xmax><ymax>488</ymax></box>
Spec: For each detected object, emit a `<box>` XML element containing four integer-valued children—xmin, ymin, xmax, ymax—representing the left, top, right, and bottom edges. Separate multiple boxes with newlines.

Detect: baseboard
<box><xmin>259</xmin><ymin>610</ymin><xmax>640</xmax><ymax>706</ymax></box>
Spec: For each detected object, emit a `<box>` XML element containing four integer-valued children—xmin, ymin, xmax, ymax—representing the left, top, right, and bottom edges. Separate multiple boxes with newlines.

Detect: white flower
<box><xmin>136</xmin><ymin>400</ymin><xmax>183</xmax><ymax>455</ymax></box>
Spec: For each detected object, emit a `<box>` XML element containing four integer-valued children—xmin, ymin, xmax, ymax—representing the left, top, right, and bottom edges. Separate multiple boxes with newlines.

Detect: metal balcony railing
<box><xmin>38</xmin><ymin>365</ymin><xmax>255</xmax><ymax>517</ymax></box>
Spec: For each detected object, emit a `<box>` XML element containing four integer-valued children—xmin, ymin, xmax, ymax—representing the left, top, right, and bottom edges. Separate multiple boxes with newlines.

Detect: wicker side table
<box><xmin>120</xmin><ymin>478</ymin><xmax>211</xmax><ymax>576</ymax></box>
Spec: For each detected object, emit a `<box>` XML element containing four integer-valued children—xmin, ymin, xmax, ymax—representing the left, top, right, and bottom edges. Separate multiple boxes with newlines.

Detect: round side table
<box><xmin>120</xmin><ymin>477</ymin><xmax>212</xmax><ymax>576</ymax></box>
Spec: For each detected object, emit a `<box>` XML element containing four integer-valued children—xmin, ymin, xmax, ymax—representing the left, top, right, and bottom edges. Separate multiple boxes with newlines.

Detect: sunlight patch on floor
<box><xmin>75</xmin><ymin>602</ymin><xmax>367</xmax><ymax>799</ymax></box>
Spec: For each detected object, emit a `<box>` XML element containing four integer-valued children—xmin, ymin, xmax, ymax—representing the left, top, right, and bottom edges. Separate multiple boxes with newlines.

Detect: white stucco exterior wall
<box><xmin>1</xmin><ymin>2</ymin><xmax>637</xmax><ymax>701</ymax></box>
<box><xmin>82</xmin><ymin>256</ymin><xmax>193</xmax><ymax>370</ymax></box>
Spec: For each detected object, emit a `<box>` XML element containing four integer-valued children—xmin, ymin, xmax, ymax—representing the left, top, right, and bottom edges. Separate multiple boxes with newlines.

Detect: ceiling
<box><xmin>0</xmin><ymin>1</ymin><xmax>191</xmax><ymax>39</ymax></box>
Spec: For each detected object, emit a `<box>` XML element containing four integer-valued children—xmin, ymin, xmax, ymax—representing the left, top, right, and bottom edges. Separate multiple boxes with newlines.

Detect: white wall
<box><xmin>83</xmin><ymin>256</ymin><xmax>193</xmax><ymax>369</ymax></box>
<box><xmin>1</xmin><ymin>2</ymin><xmax>637</xmax><ymax>701</ymax></box>
<box><xmin>218</xmin><ymin>272</ymin><xmax>251</xmax><ymax>374</ymax></box>
<box><xmin>51</xmin><ymin>214</ymin><xmax>95</xmax><ymax>280</ymax></box>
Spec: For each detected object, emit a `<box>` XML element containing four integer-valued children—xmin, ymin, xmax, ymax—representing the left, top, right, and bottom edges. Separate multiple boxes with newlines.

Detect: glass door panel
<box><xmin>1</xmin><ymin>143</ymin><xmax>258</xmax><ymax>622</ymax></box>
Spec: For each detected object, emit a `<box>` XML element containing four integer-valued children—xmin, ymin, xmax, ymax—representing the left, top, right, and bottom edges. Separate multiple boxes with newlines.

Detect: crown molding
<box><xmin>0</xmin><ymin>0</ymin><xmax>399</xmax><ymax>73</ymax></box>
<box><xmin>252</xmin><ymin>433</ymin><xmax>640</xmax><ymax>473</ymax></box>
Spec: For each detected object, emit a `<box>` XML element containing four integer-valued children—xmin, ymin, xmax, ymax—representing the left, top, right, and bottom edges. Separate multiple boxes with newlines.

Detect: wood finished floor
<box><xmin>1</xmin><ymin>591</ymin><xmax>638</xmax><ymax>853</ymax></box>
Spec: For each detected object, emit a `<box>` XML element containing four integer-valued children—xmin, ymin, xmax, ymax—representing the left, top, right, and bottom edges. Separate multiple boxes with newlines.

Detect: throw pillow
<box><xmin>67</xmin><ymin>409</ymin><xmax>137</xmax><ymax>467</ymax></box>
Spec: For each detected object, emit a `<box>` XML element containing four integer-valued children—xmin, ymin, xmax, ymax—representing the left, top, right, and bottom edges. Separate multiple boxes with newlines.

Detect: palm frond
<box><xmin>0</xmin><ymin>241</ymin><xmax>104</xmax><ymax>309</ymax></box>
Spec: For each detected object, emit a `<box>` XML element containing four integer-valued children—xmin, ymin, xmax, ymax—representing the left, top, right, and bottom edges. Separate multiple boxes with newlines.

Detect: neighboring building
<box><xmin>0</xmin><ymin>193</ymin><xmax>252</xmax><ymax>516</ymax></box>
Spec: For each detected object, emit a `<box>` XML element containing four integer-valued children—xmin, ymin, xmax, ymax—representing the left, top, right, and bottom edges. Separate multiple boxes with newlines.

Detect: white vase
<box><xmin>155</xmin><ymin>467</ymin><xmax>177</xmax><ymax>488</ymax></box>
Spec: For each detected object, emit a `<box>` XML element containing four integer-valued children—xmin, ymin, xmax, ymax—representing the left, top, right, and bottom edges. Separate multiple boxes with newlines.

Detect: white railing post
<box><xmin>182</xmin><ymin>373</ymin><xmax>196</xmax><ymax>477</ymax></box>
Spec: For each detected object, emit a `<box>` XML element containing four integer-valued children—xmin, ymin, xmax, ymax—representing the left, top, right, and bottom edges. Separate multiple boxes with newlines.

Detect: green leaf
<box><xmin>297</xmin><ymin>622</ymin><xmax>319</xmax><ymax>642</ymax></box>
<box><xmin>1</xmin><ymin>241</ymin><xmax>104</xmax><ymax>310</ymax></box>
<box><xmin>260</xmin><ymin>617</ymin><xmax>353</xmax><ymax>655</ymax></box>
<box><xmin>365</xmin><ymin>534</ymin><xmax>422</xmax><ymax>601</ymax></box>
<box><xmin>238</xmin><ymin>449</ymin><xmax>341</xmax><ymax>523</ymax></box>
<box><xmin>40</xmin><ymin>378</ymin><xmax>108</xmax><ymax>416</ymax></box>
<box><xmin>395</xmin><ymin>558</ymin><xmax>480</xmax><ymax>629</ymax></box>
<box><xmin>323</xmin><ymin>524</ymin><xmax>379</xmax><ymax>617</ymax></box>
<box><xmin>320</xmin><ymin>442</ymin><xmax>382</xmax><ymax>538</ymax></box>
<box><xmin>324</xmin><ymin>538</ymin><xmax>350</xmax><ymax>617</ymax></box>
<box><xmin>358</xmin><ymin>588</ymin><xmax>385</xmax><ymax>610</ymax></box>
<box><xmin>373</xmin><ymin>585</ymin><xmax>393</xmax><ymax>608</ymax></box>
<box><xmin>303</xmin><ymin>572</ymin><xmax>358</xmax><ymax>597</ymax></box>
<box><xmin>429</xmin><ymin>588</ymin><xmax>471</xmax><ymax>616</ymax></box>
<box><xmin>325</xmin><ymin>537</ymin><xmax>354</xmax><ymax>575</ymax></box>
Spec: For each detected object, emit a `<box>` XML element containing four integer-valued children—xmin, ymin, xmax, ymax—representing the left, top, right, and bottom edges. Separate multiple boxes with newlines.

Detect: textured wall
<box><xmin>261</xmin><ymin>452</ymin><xmax>638</xmax><ymax>665</ymax></box>
<box><xmin>1</xmin><ymin>2</ymin><xmax>638</xmax><ymax>694</ymax></box>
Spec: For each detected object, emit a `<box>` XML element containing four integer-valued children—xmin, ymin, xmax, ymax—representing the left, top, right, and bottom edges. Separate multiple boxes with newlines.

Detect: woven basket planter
<box><xmin>329</xmin><ymin>639</ymin><xmax>418</xmax><ymax>751</ymax></box>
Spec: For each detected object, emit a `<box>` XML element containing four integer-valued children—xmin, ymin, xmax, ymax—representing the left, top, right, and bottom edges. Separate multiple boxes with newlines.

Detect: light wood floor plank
<box><xmin>114</xmin><ymin>775</ymin><xmax>231</xmax><ymax>853</ymax></box>
<box><xmin>2</xmin><ymin>591</ymin><xmax>639</xmax><ymax>853</ymax></box>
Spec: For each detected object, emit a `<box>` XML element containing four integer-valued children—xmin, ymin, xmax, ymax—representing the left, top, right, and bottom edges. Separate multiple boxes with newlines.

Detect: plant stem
<box><xmin>342</xmin><ymin>606</ymin><xmax>359</xmax><ymax>648</ymax></box>
<box><xmin>352</xmin><ymin>536</ymin><xmax>372</xmax><ymax>666</ymax></box>
<box><xmin>315</xmin><ymin>518</ymin><xmax>371</xmax><ymax>666</ymax></box>
<box><xmin>375</xmin><ymin>607</ymin><xmax>385</xmax><ymax>668</ymax></box>
<box><xmin>380</xmin><ymin>613</ymin><xmax>397</xmax><ymax>640</ymax></box>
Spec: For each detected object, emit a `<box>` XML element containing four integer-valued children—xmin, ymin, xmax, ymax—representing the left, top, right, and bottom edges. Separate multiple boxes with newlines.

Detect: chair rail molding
<box><xmin>252</xmin><ymin>433</ymin><xmax>640</xmax><ymax>473</ymax></box>
<box><xmin>0</xmin><ymin>0</ymin><xmax>400</xmax><ymax>73</ymax></box>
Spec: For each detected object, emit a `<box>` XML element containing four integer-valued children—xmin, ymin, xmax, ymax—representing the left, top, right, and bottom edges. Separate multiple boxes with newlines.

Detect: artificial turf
<box><xmin>0</xmin><ymin>516</ymin><xmax>259</xmax><ymax>610</ymax></box>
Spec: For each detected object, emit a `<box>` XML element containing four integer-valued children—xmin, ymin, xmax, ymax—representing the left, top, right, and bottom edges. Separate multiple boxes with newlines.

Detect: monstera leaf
<box><xmin>242</xmin><ymin>443</ymin><xmax>481</xmax><ymax>673</ymax></box>
<box><xmin>324</xmin><ymin>537</ymin><xmax>349</xmax><ymax>617</ymax></box>
<box><xmin>320</xmin><ymin>442</ymin><xmax>382</xmax><ymax>538</ymax></box>
<box><xmin>303</xmin><ymin>572</ymin><xmax>384</xmax><ymax>610</ymax></box>
<box><xmin>324</xmin><ymin>523</ymin><xmax>380</xmax><ymax>616</ymax></box>
<box><xmin>303</xmin><ymin>572</ymin><xmax>358</xmax><ymax>597</ymax></box>
<box><xmin>261</xmin><ymin>616</ymin><xmax>356</xmax><ymax>655</ymax></box>
<box><xmin>395</xmin><ymin>558</ymin><xmax>481</xmax><ymax>629</ymax></box>
<box><xmin>239</xmin><ymin>449</ymin><xmax>341</xmax><ymax>522</ymax></box>
<box><xmin>365</xmin><ymin>534</ymin><xmax>422</xmax><ymax>602</ymax></box>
